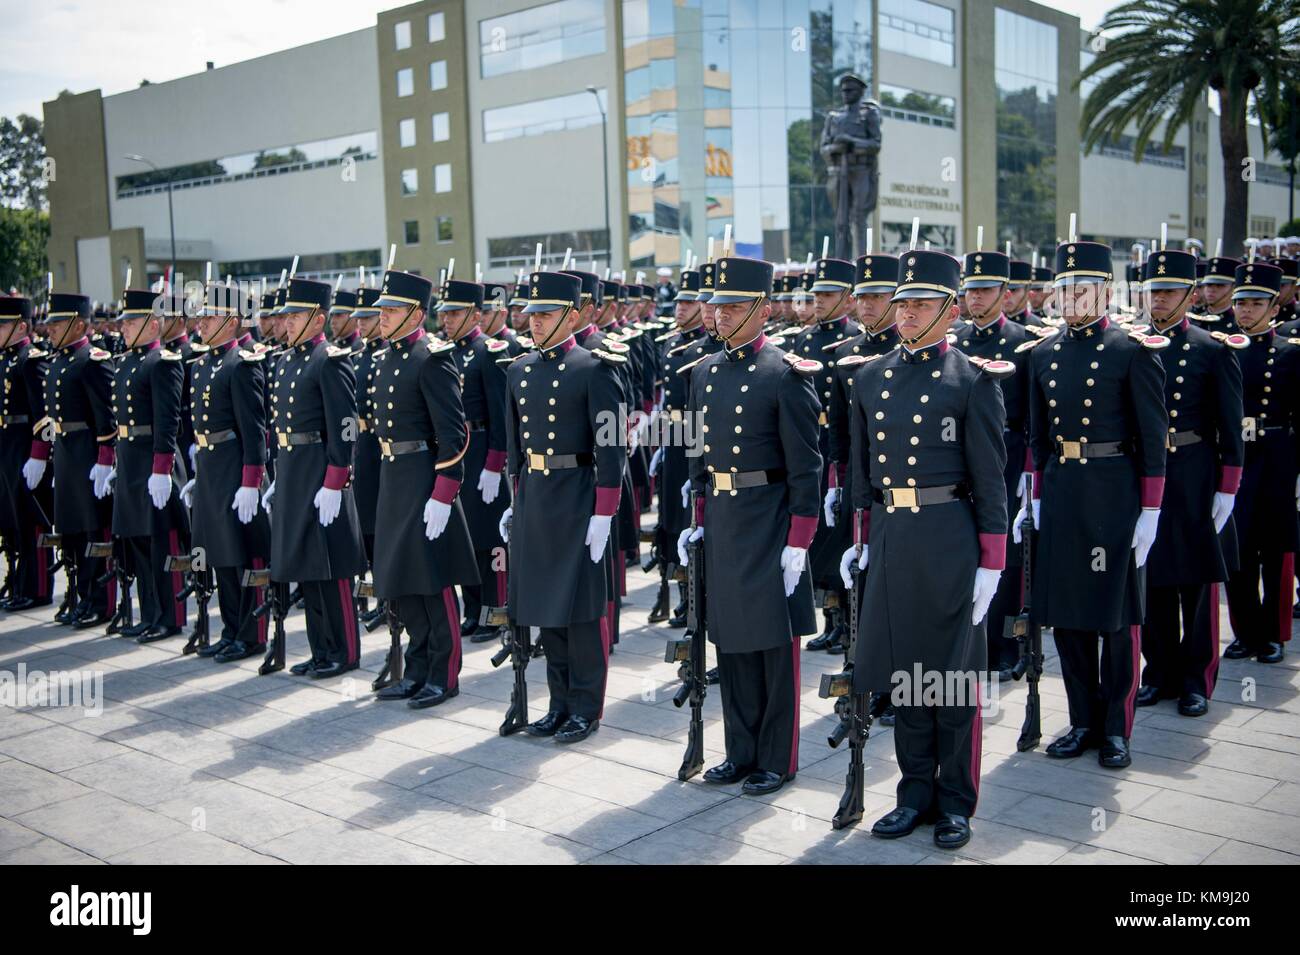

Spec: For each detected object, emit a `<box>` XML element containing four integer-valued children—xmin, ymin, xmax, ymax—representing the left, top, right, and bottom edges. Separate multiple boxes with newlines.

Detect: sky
<box><xmin>0</xmin><ymin>0</ymin><xmax>1125</xmax><ymax>121</ymax></box>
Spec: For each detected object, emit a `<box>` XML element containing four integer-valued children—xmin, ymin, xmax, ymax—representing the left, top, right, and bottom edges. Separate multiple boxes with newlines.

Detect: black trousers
<box><xmin>394</xmin><ymin>589</ymin><xmax>460</xmax><ymax>690</ymax></box>
<box><xmin>461</xmin><ymin>546</ymin><xmax>508</xmax><ymax>626</ymax></box>
<box><xmin>540</xmin><ymin>618</ymin><xmax>608</xmax><ymax>721</ymax></box>
<box><xmin>62</xmin><ymin>531</ymin><xmax>109</xmax><ymax>617</ymax></box>
<box><xmin>125</xmin><ymin>530</ymin><xmax>187</xmax><ymax>631</ymax></box>
<box><xmin>985</xmin><ymin>562</ymin><xmax>1023</xmax><ymax>671</ymax></box>
<box><xmin>300</xmin><ymin>579</ymin><xmax>360</xmax><ymax>666</ymax></box>
<box><xmin>1055</xmin><ymin>626</ymin><xmax>1140</xmax><ymax>738</ymax></box>
<box><xmin>215</xmin><ymin>563</ymin><xmax>266</xmax><ymax>646</ymax></box>
<box><xmin>716</xmin><ymin>642</ymin><xmax>800</xmax><ymax>778</ymax></box>
<box><xmin>1142</xmin><ymin>582</ymin><xmax>1221</xmax><ymax>699</ymax></box>
<box><xmin>894</xmin><ymin>701</ymin><xmax>982</xmax><ymax>817</ymax></box>
<box><xmin>1225</xmin><ymin>549</ymin><xmax>1294</xmax><ymax>651</ymax></box>
<box><xmin>7</xmin><ymin>523</ymin><xmax>53</xmax><ymax>602</ymax></box>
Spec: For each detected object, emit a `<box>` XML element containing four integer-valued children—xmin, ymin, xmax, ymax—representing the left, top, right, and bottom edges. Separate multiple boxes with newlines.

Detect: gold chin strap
<box><xmin>537</xmin><ymin>305</ymin><xmax>573</xmax><ymax>350</ymax></box>
<box><xmin>52</xmin><ymin>317</ymin><xmax>79</xmax><ymax>351</ymax></box>
<box><xmin>1152</xmin><ymin>286</ymin><xmax>1194</xmax><ymax>331</ymax></box>
<box><xmin>970</xmin><ymin>283</ymin><xmax>1006</xmax><ymax>326</ymax></box>
<box><xmin>391</xmin><ymin>303</ymin><xmax>421</xmax><ymax>342</ymax></box>
<box><xmin>865</xmin><ymin>299</ymin><xmax>897</xmax><ymax>335</ymax></box>
<box><xmin>723</xmin><ymin>297</ymin><xmax>764</xmax><ymax>347</ymax></box>
<box><xmin>288</xmin><ymin>307</ymin><xmax>320</xmax><ymax>347</ymax></box>
<box><xmin>900</xmin><ymin>293</ymin><xmax>954</xmax><ymax>347</ymax></box>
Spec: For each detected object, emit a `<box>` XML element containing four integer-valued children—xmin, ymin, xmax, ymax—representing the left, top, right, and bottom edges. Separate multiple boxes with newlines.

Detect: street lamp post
<box><xmin>585</xmin><ymin>86</ymin><xmax>611</xmax><ymax>268</ymax></box>
<box><xmin>125</xmin><ymin>153</ymin><xmax>176</xmax><ymax>286</ymax></box>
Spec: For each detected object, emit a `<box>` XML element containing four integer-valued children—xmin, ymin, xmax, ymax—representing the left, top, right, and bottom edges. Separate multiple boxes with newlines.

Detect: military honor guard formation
<box><xmin>3</xmin><ymin>217</ymin><xmax>1300</xmax><ymax>854</ymax></box>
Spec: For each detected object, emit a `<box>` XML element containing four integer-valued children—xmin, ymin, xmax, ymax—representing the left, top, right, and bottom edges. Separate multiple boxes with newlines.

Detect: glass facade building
<box><xmin>622</xmin><ymin>0</ymin><xmax>873</xmax><ymax>269</ymax></box>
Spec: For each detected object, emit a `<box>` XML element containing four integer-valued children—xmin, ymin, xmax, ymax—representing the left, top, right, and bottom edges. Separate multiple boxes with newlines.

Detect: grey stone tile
<box><xmin>1130</xmin><ymin>789</ymin><xmax>1300</xmax><ymax>855</ymax></box>
<box><xmin>107</xmin><ymin>829</ymin><xmax>287</xmax><ymax>864</ymax></box>
<box><xmin>0</xmin><ymin>723</ymin><xmax>130</xmax><ymax>773</ymax></box>
<box><xmin>397</xmin><ymin>810</ymin><xmax>599</xmax><ymax>864</ymax></box>
<box><xmin>1201</xmin><ymin>840</ymin><xmax>1300</xmax><ymax>864</ymax></box>
<box><xmin>610</xmin><ymin>821</ymin><xmax>788</xmax><ymax>865</ymax></box>
<box><xmin>257</xmin><ymin>817</ymin><xmax>466</xmax><ymax>864</ymax></box>
<box><xmin>16</xmin><ymin>791</ymin><xmax>186</xmax><ymax>858</ymax></box>
<box><xmin>63</xmin><ymin>750</ymin><xmax>212</xmax><ymax>808</ymax></box>
<box><xmin>0</xmin><ymin>759</ymin><xmax>94</xmax><ymax>815</ymax></box>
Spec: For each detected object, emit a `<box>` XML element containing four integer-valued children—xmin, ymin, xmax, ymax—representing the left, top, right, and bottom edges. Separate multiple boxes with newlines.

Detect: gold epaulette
<box><xmin>485</xmin><ymin>338</ymin><xmax>510</xmax><ymax>353</ymax></box>
<box><xmin>326</xmin><ymin>345</ymin><xmax>352</xmax><ymax>359</ymax></box>
<box><xmin>190</xmin><ymin>343</ymin><xmax>210</xmax><ymax>353</ymax></box>
<box><xmin>655</xmin><ymin>331</ymin><xmax>678</xmax><ymax>342</ymax></box>
<box><xmin>784</xmin><ymin>353</ymin><xmax>822</xmax><ymax>375</ymax></box>
<box><xmin>90</xmin><ymin>347</ymin><xmax>112</xmax><ymax>361</ymax></box>
<box><xmin>1210</xmin><ymin>331</ymin><xmax>1250</xmax><ymax>349</ymax></box>
<box><xmin>160</xmin><ymin>349</ymin><xmax>182</xmax><ymax>361</ymax></box>
<box><xmin>238</xmin><ymin>348</ymin><xmax>265</xmax><ymax>362</ymax></box>
<box><xmin>666</xmin><ymin>340</ymin><xmax>693</xmax><ymax>356</ymax></box>
<box><xmin>676</xmin><ymin>354</ymin><xmax>709</xmax><ymax>376</ymax></box>
<box><xmin>1014</xmin><ymin>337</ymin><xmax>1044</xmax><ymax>353</ymax></box>
<box><xmin>835</xmin><ymin>353</ymin><xmax>880</xmax><ymax>368</ymax></box>
<box><xmin>969</xmin><ymin>355</ymin><xmax>1016</xmax><ymax>379</ymax></box>
<box><xmin>427</xmin><ymin>339</ymin><xmax>455</xmax><ymax>354</ymax></box>
<box><xmin>1136</xmin><ymin>334</ymin><xmax>1170</xmax><ymax>351</ymax></box>
<box><xmin>27</xmin><ymin>348</ymin><xmax>48</xmax><ymax>359</ymax></box>
<box><xmin>822</xmin><ymin>338</ymin><xmax>857</xmax><ymax>353</ymax></box>
<box><xmin>592</xmin><ymin>349</ymin><xmax>626</xmax><ymax>365</ymax></box>
<box><xmin>603</xmin><ymin>340</ymin><xmax>631</xmax><ymax>354</ymax></box>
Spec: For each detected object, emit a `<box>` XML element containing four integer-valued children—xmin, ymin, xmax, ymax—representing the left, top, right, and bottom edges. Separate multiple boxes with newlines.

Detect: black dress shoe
<box><xmin>648</xmin><ymin>583</ymin><xmax>671</xmax><ymax>623</ymax></box>
<box><xmin>667</xmin><ymin>611</ymin><xmax>687</xmax><ymax>628</ymax></box>
<box><xmin>933</xmin><ymin>813</ymin><xmax>971</xmax><ymax>849</ymax></box>
<box><xmin>460</xmin><ymin>618</ymin><xmax>480</xmax><ymax>638</ymax></box>
<box><xmin>53</xmin><ymin>603</ymin><xmax>75</xmax><ymax>624</ymax></box>
<box><xmin>1223</xmin><ymin>639</ymin><xmax>1253</xmax><ymax>660</ymax></box>
<box><xmin>4</xmin><ymin>597</ymin><xmax>49</xmax><ymax>612</ymax></box>
<box><xmin>1257</xmin><ymin>642</ymin><xmax>1285</xmax><ymax>664</ymax></box>
<box><xmin>702</xmin><ymin>760</ymin><xmax>752</xmax><ymax>784</ymax></box>
<box><xmin>524</xmin><ymin>711</ymin><xmax>568</xmax><ymax>737</ymax></box>
<box><xmin>408</xmin><ymin>683</ymin><xmax>458</xmax><ymax>708</ymax></box>
<box><xmin>1135</xmin><ymin>685</ymin><xmax>1164</xmax><ymax>707</ymax></box>
<box><xmin>1178</xmin><ymin>692</ymin><xmax>1208</xmax><ymax>717</ymax></box>
<box><xmin>741</xmin><ymin>770</ymin><xmax>789</xmax><ymax>795</ymax></box>
<box><xmin>705</xmin><ymin>666</ymin><xmax>720</xmax><ymax>686</ymax></box>
<box><xmin>997</xmin><ymin>667</ymin><xmax>1015</xmax><ymax>684</ymax></box>
<box><xmin>360</xmin><ymin>606</ymin><xmax>384</xmax><ymax>626</ymax></box>
<box><xmin>137</xmin><ymin>626</ymin><xmax>182</xmax><ymax>644</ymax></box>
<box><xmin>1099</xmin><ymin>735</ymin><xmax>1131</xmax><ymax>768</ymax></box>
<box><xmin>73</xmin><ymin>612</ymin><xmax>111</xmax><ymax>630</ymax></box>
<box><xmin>375</xmin><ymin>678</ymin><xmax>420</xmax><ymax>700</ymax></box>
<box><xmin>1046</xmin><ymin>726</ymin><xmax>1097</xmax><ymax>759</ymax></box>
<box><xmin>120</xmin><ymin>621</ymin><xmax>152</xmax><ymax>638</ymax></box>
<box><xmin>214</xmin><ymin>640</ymin><xmax>260</xmax><ymax>663</ymax></box>
<box><xmin>196</xmin><ymin>637</ymin><xmax>233</xmax><ymax>658</ymax></box>
<box><xmin>289</xmin><ymin>658</ymin><xmax>319</xmax><ymax>676</ymax></box>
<box><xmin>311</xmin><ymin>661</ymin><xmax>359</xmax><ymax>680</ymax></box>
<box><xmin>554</xmin><ymin>715</ymin><xmax>599</xmax><ymax>743</ymax></box>
<box><xmin>805</xmin><ymin>628</ymin><xmax>838</xmax><ymax>652</ymax></box>
<box><xmin>470</xmin><ymin>626</ymin><xmax>500</xmax><ymax>644</ymax></box>
<box><xmin>871</xmin><ymin>806</ymin><xmax>924</xmax><ymax>839</ymax></box>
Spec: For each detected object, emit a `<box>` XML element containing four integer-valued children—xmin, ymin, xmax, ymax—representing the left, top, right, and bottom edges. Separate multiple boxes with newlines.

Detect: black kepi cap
<box><xmin>708</xmin><ymin>256</ymin><xmax>774</xmax><ymax>305</ymax></box>
<box><xmin>522</xmin><ymin>271</ymin><xmax>582</xmax><ymax>313</ymax></box>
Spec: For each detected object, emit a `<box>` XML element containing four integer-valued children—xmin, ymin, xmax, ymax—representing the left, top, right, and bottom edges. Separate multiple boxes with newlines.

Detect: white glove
<box><xmin>423</xmin><ymin>498</ymin><xmax>451</xmax><ymax>540</ymax></box>
<box><xmin>780</xmin><ymin>546</ymin><xmax>807</xmax><ymax>597</ymax></box>
<box><xmin>681</xmin><ymin>479</ymin><xmax>691</xmax><ymax>509</ymax></box>
<box><xmin>180</xmin><ymin>478</ymin><xmax>195</xmax><ymax>509</ymax></box>
<box><xmin>22</xmin><ymin>458</ymin><xmax>45</xmax><ymax>490</ymax></box>
<box><xmin>677</xmin><ymin>526</ymin><xmax>702</xmax><ymax>567</ymax></box>
<box><xmin>626</xmin><ymin>417</ymin><xmax>641</xmax><ymax>453</ymax></box>
<box><xmin>585</xmin><ymin>514</ymin><xmax>613</xmax><ymax>562</ymax></box>
<box><xmin>1011</xmin><ymin>497</ymin><xmax>1041</xmax><ymax>543</ymax></box>
<box><xmin>261</xmin><ymin>480</ymin><xmax>276</xmax><ymax>514</ymax></box>
<box><xmin>649</xmin><ymin>447</ymin><xmax>664</xmax><ymax>476</ymax></box>
<box><xmin>1131</xmin><ymin>508</ymin><xmax>1161</xmax><ymax>568</ymax></box>
<box><xmin>188</xmin><ymin>443</ymin><xmax>197</xmax><ymax>474</ymax></box>
<box><xmin>232</xmin><ymin>486</ymin><xmax>259</xmax><ymax>524</ymax></box>
<box><xmin>147</xmin><ymin>473</ymin><xmax>172</xmax><ymax>510</ymax></box>
<box><xmin>314</xmin><ymin>486</ymin><xmax>342</xmax><ymax>526</ymax></box>
<box><xmin>971</xmin><ymin>567</ymin><xmax>1002</xmax><ymax>625</ymax></box>
<box><xmin>499</xmin><ymin>505</ymin><xmax>513</xmax><ymax>543</ymax></box>
<box><xmin>1211</xmin><ymin>492</ymin><xmax>1235</xmax><ymax>533</ymax></box>
<box><xmin>823</xmin><ymin>487</ymin><xmax>840</xmax><ymax>527</ymax></box>
<box><xmin>90</xmin><ymin>463</ymin><xmax>113</xmax><ymax>499</ymax></box>
<box><xmin>478</xmin><ymin>469</ymin><xmax>501</xmax><ymax>504</ymax></box>
<box><xmin>838</xmin><ymin>545</ymin><xmax>869</xmax><ymax>589</ymax></box>
<box><xmin>1015</xmin><ymin>472</ymin><xmax>1032</xmax><ymax>499</ymax></box>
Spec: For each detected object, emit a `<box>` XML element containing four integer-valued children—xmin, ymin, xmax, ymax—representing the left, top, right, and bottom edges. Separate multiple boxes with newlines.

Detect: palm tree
<box><xmin>1079</xmin><ymin>0</ymin><xmax>1300</xmax><ymax>257</ymax></box>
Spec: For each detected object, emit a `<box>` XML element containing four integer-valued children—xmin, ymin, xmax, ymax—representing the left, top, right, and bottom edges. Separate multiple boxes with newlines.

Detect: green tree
<box><xmin>0</xmin><ymin>207</ymin><xmax>50</xmax><ymax>295</ymax></box>
<box><xmin>1079</xmin><ymin>0</ymin><xmax>1300</xmax><ymax>258</ymax></box>
<box><xmin>1256</xmin><ymin>86</ymin><xmax>1299</xmax><ymax>223</ymax></box>
<box><xmin>0</xmin><ymin>114</ymin><xmax>48</xmax><ymax>210</ymax></box>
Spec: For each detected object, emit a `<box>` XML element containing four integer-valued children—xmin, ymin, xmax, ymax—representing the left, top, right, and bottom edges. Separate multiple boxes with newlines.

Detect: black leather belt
<box><xmin>277</xmin><ymin>430</ymin><xmax>321</xmax><ymax>447</ymax></box>
<box><xmin>117</xmin><ymin>425</ymin><xmax>153</xmax><ymax>439</ymax></box>
<box><xmin>0</xmin><ymin>414</ymin><xmax>29</xmax><ymax>425</ymax></box>
<box><xmin>52</xmin><ymin>420</ymin><xmax>88</xmax><ymax>434</ymax></box>
<box><xmin>1054</xmin><ymin>438</ymin><xmax>1126</xmax><ymax>460</ymax></box>
<box><xmin>708</xmin><ymin>468</ymin><xmax>786</xmax><ymax>491</ymax></box>
<box><xmin>526</xmin><ymin>452</ymin><xmax>594</xmax><ymax>472</ymax></box>
<box><xmin>195</xmin><ymin>429</ymin><xmax>236</xmax><ymax>448</ymax></box>
<box><xmin>466</xmin><ymin>419</ymin><xmax>487</xmax><ymax>431</ymax></box>
<box><xmin>872</xmin><ymin>484</ymin><xmax>966</xmax><ymax>508</ymax></box>
<box><xmin>1165</xmin><ymin>430</ymin><xmax>1202</xmax><ymax>449</ymax></box>
<box><xmin>379</xmin><ymin>438</ymin><xmax>429</xmax><ymax>457</ymax></box>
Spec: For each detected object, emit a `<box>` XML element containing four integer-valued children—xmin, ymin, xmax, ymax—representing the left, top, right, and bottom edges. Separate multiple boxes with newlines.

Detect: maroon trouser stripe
<box><xmin>970</xmin><ymin>682</ymin><xmax>983</xmax><ymax>798</ymax></box>
<box><xmin>169</xmin><ymin>530</ymin><xmax>185</xmax><ymax>627</ymax></box>
<box><xmin>338</xmin><ymin>578</ymin><xmax>358</xmax><ymax>664</ymax></box>
<box><xmin>1124</xmin><ymin>625</ymin><xmax>1141</xmax><ymax>737</ymax></box>
<box><xmin>442</xmin><ymin>587</ymin><xmax>461</xmax><ymax>689</ymax></box>
<box><xmin>787</xmin><ymin>636</ymin><xmax>801</xmax><ymax>778</ymax></box>
<box><xmin>597</xmin><ymin>602</ymin><xmax>613</xmax><ymax>718</ymax></box>
<box><xmin>1204</xmin><ymin>583</ymin><xmax>1221</xmax><ymax>697</ymax></box>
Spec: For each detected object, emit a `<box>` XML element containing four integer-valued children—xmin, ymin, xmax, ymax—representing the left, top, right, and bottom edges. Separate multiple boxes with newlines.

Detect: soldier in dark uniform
<box><xmin>437</xmin><ymin>278</ymin><xmax>511</xmax><ymax>641</ymax></box>
<box><xmin>1198</xmin><ymin>257</ymin><xmax>1241</xmax><ymax>331</ymax></box>
<box><xmin>841</xmin><ymin>249</ymin><xmax>1008</xmax><ymax>849</ymax></box>
<box><xmin>160</xmin><ymin>290</ymin><xmax>198</xmax><ymax>482</ymax></box>
<box><xmin>1028</xmin><ymin>265</ymin><xmax>1055</xmax><ymax>321</ymax></box>
<box><xmin>329</xmin><ymin>287</ymin><xmax>362</xmax><ymax>350</ymax></box>
<box><xmin>0</xmin><ymin>296</ymin><xmax>54</xmax><ymax>610</ymax></box>
<box><xmin>1223</xmin><ymin>261</ymin><xmax>1295</xmax><ymax>665</ymax></box>
<box><xmin>1272</xmin><ymin>257</ymin><xmax>1299</xmax><ymax>330</ymax></box>
<box><xmin>186</xmin><ymin>281</ymin><xmax>271</xmax><ymax>662</ymax></box>
<box><xmin>1020</xmin><ymin>240</ymin><xmax>1168</xmax><ymax>769</ymax></box>
<box><xmin>1134</xmin><ymin>249</ymin><xmax>1245</xmax><ymax>715</ymax></box>
<box><xmin>40</xmin><ymin>292</ymin><xmax>117</xmax><ymax>627</ymax></box>
<box><xmin>1188</xmin><ymin>260</ymin><xmax>1210</xmax><ymax>321</ymax></box>
<box><xmin>676</xmin><ymin>256</ymin><xmax>821</xmax><ymax>795</ymax></box>
<box><xmin>370</xmin><ymin>269</ymin><xmax>479</xmax><ymax>708</ymax></box>
<box><xmin>350</xmin><ymin>286</ymin><xmax>385</xmax><ymax>607</ymax></box>
<box><xmin>110</xmin><ymin>288</ymin><xmax>188</xmax><ymax>642</ymax></box>
<box><xmin>482</xmin><ymin>282</ymin><xmax>525</xmax><ymax>354</ymax></box>
<box><xmin>500</xmin><ymin>270</ymin><xmax>625</xmax><ymax>743</ymax></box>
<box><xmin>1004</xmin><ymin>260</ymin><xmax>1043</xmax><ymax>327</ymax></box>
<box><xmin>819</xmin><ymin>72</ymin><xmax>881</xmax><ymax>258</ymax></box>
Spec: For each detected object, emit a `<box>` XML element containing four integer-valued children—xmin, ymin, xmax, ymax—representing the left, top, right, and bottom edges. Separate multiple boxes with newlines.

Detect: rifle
<box><xmin>819</xmin><ymin>539</ymin><xmax>870</xmax><ymax>830</ymax></box>
<box><xmin>1007</xmin><ymin>507</ymin><xmax>1042</xmax><ymax>751</ymax></box>
<box><xmin>490</xmin><ymin>509</ymin><xmax>537</xmax><ymax>735</ymax></box>
<box><xmin>0</xmin><ymin>541</ymin><xmax>17</xmax><ymax>603</ymax></box>
<box><xmin>88</xmin><ymin>539</ymin><xmax>133</xmax><ymax>634</ymax></box>
<box><xmin>666</xmin><ymin>492</ymin><xmax>707</xmax><ymax>781</ymax></box>
<box><xmin>243</xmin><ymin>568</ymin><xmax>287</xmax><ymax>675</ymax></box>
<box><xmin>166</xmin><ymin>552</ymin><xmax>212</xmax><ymax>654</ymax></box>
<box><xmin>360</xmin><ymin>580</ymin><xmax>406</xmax><ymax>691</ymax></box>
<box><xmin>40</xmin><ymin>533</ymin><xmax>76</xmax><ymax>620</ymax></box>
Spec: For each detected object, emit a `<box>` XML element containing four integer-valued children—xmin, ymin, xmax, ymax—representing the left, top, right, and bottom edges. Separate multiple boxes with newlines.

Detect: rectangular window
<box><xmin>400</xmin><ymin>168</ymin><xmax>418</xmax><ymax>196</ymax></box>
<box><xmin>995</xmin><ymin>7</ymin><xmax>1058</xmax><ymax>254</ymax></box>
<box><xmin>404</xmin><ymin>220</ymin><xmax>420</xmax><ymax>245</ymax></box>
<box><xmin>483</xmin><ymin>88</ymin><xmax>606</xmax><ymax>142</ymax></box>
<box><xmin>434</xmin><ymin>163</ymin><xmax>452</xmax><ymax>193</ymax></box>
<box><xmin>432</xmin><ymin>112</ymin><xmax>450</xmax><ymax>142</ymax></box>
<box><xmin>878</xmin><ymin>0</ymin><xmax>954</xmax><ymax>66</ymax></box>
<box><xmin>398</xmin><ymin>118</ymin><xmax>416</xmax><ymax>148</ymax></box>
<box><xmin>437</xmin><ymin>216</ymin><xmax>453</xmax><ymax>243</ymax></box>
<box><xmin>878</xmin><ymin>83</ymin><xmax>956</xmax><ymax>128</ymax></box>
<box><xmin>430</xmin><ymin>60</ymin><xmax>448</xmax><ymax>91</ymax></box>
<box><xmin>479</xmin><ymin>0</ymin><xmax>606</xmax><ymax>79</ymax></box>
<box><xmin>396</xmin><ymin>67</ymin><xmax>414</xmax><ymax>98</ymax></box>
<box><xmin>395</xmin><ymin>20</ymin><xmax>411</xmax><ymax>51</ymax></box>
<box><xmin>428</xmin><ymin>11</ymin><xmax>446</xmax><ymax>43</ymax></box>
<box><xmin>487</xmin><ymin>228</ymin><xmax>610</xmax><ymax>269</ymax></box>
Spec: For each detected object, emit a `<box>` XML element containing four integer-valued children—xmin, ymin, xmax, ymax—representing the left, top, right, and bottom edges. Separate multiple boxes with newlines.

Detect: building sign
<box><xmin>880</xmin><ymin>181</ymin><xmax>961</xmax><ymax>214</ymax></box>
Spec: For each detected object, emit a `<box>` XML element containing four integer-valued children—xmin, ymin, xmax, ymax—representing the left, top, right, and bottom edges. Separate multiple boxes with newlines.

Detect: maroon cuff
<box><xmin>1139</xmin><ymin>476</ymin><xmax>1165</xmax><ymax>509</ymax></box>
<box><xmin>323</xmin><ymin>465</ymin><xmax>350</xmax><ymax>490</ymax></box>
<box><xmin>241</xmin><ymin>464</ymin><xmax>264</xmax><ymax>488</ymax></box>
<box><xmin>693</xmin><ymin>493</ymin><xmax>705</xmax><ymax>527</ymax></box>
<box><xmin>594</xmin><ymin>485</ymin><xmax>621</xmax><ymax>516</ymax></box>
<box><xmin>152</xmin><ymin>452</ymin><xmax>174</xmax><ymax>475</ymax></box>
<box><xmin>431</xmin><ymin>475</ymin><xmax>460</xmax><ymax>504</ymax></box>
<box><xmin>485</xmin><ymin>449</ymin><xmax>507</xmax><ymax>472</ymax></box>
<box><xmin>1032</xmin><ymin>470</ymin><xmax>1043</xmax><ymax>500</ymax></box>
<box><xmin>1217</xmin><ymin>465</ymin><xmax>1242</xmax><ymax>495</ymax></box>
<box><xmin>97</xmin><ymin>445</ymin><xmax>115</xmax><ymax>466</ymax></box>
<box><xmin>979</xmin><ymin>533</ymin><xmax>1006</xmax><ymax>571</ymax></box>
<box><xmin>787</xmin><ymin>514</ymin><xmax>818</xmax><ymax>549</ymax></box>
<box><xmin>30</xmin><ymin>440</ymin><xmax>50</xmax><ymax>461</ymax></box>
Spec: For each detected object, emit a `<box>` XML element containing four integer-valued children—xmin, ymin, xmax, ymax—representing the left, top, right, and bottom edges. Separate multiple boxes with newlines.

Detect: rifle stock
<box><xmin>667</xmin><ymin>494</ymin><xmax>707</xmax><ymax>781</ymax></box>
<box><xmin>819</xmin><ymin>554</ymin><xmax>869</xmax><ymax>830</ymax></box>
<box><xmin>1007</xmin><ymin>513</ymin><xmax>1042</xmax><ymax>751</ymax></box>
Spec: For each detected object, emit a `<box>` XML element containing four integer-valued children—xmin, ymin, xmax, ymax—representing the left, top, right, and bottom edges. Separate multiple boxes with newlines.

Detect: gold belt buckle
<box><xmin>669</xmin><ymin>409</ymin><xmax>683</xmax><ymax>422</ymax></box>
<box><xmin>118</xmin><ymin>424</ymin><xmax>129</xmax><ymax>438</ymax></box>
<box><xmin>528</xmin><ymin>452</ymin><xmax>547</xmax><ymax>471</ymax></box>
<box><xmin>887</xmin><ymin>487</ymin><xmax>917</xmax><ymax>508</ymax></box>
<box><xmin>195</xmin><ymin>433</ymin><xmax>209</xmax><ymax>448</ymax></box>
<box><xmin>818</xmin><ymin>411</ymin><xmax>828</xmax><ymax>426</ymax></box>
<box><xmin>712</xmin><ymin>472</ymin><xmax>734</xmax><ymax>491</ymax></box>
<box><xmin>357</xmin><ymin>418</ymin><xmax>368</xmax><ymax>432</ymax></box>
<box><xmin>379</xmin><ymin>439</ymin><xmax>392</xmax><ymax>456</ymax></box>
<box><xmin>1059</xmin><ymin>440</ymin><xmax>1083</xmax><ymax>460</ymax></box>
<box><xmin>52</xmin><ymin>421</ymin><xmax>64</xmax><ymax>434</ymax></box>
